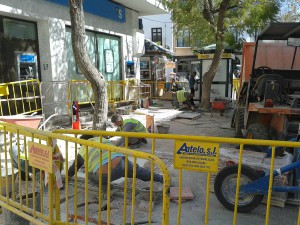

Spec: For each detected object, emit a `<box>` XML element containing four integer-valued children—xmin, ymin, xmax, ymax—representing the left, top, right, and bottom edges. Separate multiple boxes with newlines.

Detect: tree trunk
<box><xmin>200</xmin><ymin>0</ymin><xmax>230</xmax><ymax>109</ymax></box>
<box><xmin>69</xmin><ymin>0</ymin><xmax>108</xmax><ymax>130</ymax></box>
<box><xmin>200</xmin><ymin>46</ymin><xmax>224</xmax><ymax>109</ymax></box>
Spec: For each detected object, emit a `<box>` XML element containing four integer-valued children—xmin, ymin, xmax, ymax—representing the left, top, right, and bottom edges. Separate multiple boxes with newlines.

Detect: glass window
<box><xmin>152</xmin><ymin>28</ymin><xmax>162</xmax><ymax>45</ymax></box>
<box><xmin>177</xmin><ymin>29</ymin><xmax>190</xmax><ymax>47</ymax></box>
<box><xmin>96</xmin><ymin>33</ymin><xmax>121</xmax><ymax>81</ymax></box>
<box><xmin>3</xmin><ymin>18</ymin><xmax>36</xmax><ymax>40</ymax></box>
<box><xmin>65</xmin><ymin>27</ymin><xmax>121</xmax><ymax>82</ymax></box>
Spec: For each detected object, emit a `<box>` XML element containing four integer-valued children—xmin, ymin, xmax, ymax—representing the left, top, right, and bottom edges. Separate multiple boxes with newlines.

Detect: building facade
<box><xmin>141</xmin><ymin>13</ymin><xmax>173</xmax><ymax>52</ymax></box>
<box><xmin>0</xmin><ymin>0</ymin><xmax>167</xmax><ymax>83</ymax></box>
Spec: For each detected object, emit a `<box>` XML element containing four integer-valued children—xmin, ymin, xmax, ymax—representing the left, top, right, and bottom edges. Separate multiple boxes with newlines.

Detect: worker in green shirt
<box><xmin>172</xmin><ymin>90</ymin><xmax>195</xmax><ymax>111</ymax></box>
<box><xmin>111</xmin><ymin>114</ymin><xmax>147</xmax><ymax>148</ymax></box>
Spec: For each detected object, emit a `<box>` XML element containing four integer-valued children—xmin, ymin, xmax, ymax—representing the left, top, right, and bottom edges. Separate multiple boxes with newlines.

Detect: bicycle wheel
<box><xmin>214</xmin><ymin>164</ymin><xmax>264</xmax><ymax>212</ymax></box>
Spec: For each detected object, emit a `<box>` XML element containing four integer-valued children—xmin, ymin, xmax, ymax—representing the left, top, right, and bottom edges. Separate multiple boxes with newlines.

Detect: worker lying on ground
<box><xmin>110</xmin><ymin>114</ymin><xmax>147</xmax><ymax>148</ymax></box>
<box><xmin>68</xmin><ymin>135</ymin><xmax>163</xmax><ymax>184</ymax></box>
<box><xmin>172</xmin><ymin>90</ymin><xmax>195</xmax><ymax>111</ymax></box>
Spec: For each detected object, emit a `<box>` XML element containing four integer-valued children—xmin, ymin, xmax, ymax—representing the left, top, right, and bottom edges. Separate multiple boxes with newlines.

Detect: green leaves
<box><xmin>162</xmin><ymin>0</ymin><xmax>280</xmax><ymax>51</ymax></box>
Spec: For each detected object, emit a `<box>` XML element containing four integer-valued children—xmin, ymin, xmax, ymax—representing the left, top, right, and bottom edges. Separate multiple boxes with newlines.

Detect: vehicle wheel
<box><xmin>214</xmin><ymin>165</ymin><xmax>264</xmax><ymax>212</ymax></box>
<box><xmin>234</xmin><ymin>108</ymin><xmax>245</xmax><ymax>138</ymax></box>
<box><xmin>245</xmin><ymin>123</ymin><xmax>270</xmax><ymax>151</ymax></box>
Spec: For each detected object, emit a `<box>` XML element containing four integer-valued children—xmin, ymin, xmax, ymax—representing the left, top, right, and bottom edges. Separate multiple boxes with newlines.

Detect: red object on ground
<box><xmin>211</xmin><ymin>101</ymin><xmax>227</xmax><ymax>110</ymax></box>
<box><xmin>72</xmin><ymin>121</ymin><xmax>81</xmax><ymax>130</ymax></box>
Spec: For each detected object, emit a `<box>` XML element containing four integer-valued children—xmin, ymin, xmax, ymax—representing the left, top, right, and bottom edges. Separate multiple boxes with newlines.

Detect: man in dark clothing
<box><xmin>68</xmin><ymin>135</ymin><xmax>163</xmax><ymax>184</ymax></box>
<box><xmin>189</xmin><ymin>71</ymin><xmax>197</xmax><ymax>105</ymax></box>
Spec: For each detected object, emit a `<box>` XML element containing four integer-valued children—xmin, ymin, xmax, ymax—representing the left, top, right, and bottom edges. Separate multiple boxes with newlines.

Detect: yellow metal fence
<box><xmin>0</xmin><ymin>79</ymin><xmax>41</xmax><ymax>116</ymax></box>
<box><xmin>53</xmin><ymin>129</ymin><xmax>300</xmax><ymax>225</ymax></box>
<box><xmin>1</xmin><ymin>122</ymin><xmax>300</xmax><ymax>224</ymax></box>
<box><xmin>0</xmin><ymin>122</ymin><xmax>170</xmax><ymax>225</ymax></box>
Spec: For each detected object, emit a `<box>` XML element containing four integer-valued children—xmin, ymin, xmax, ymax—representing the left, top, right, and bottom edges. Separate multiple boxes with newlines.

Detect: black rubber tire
<box><xmin>245</xmin><ymin>123</ymin><xmax>270</xmax><ymax>152</ymax></box>
<box><xmin>214</xmin><ymin>165</ymin><xmax>264</xmax><ymax>213</ymax></box>
<box><xmin>234</xmin><ymin>108</ymin><xmax>245</xmax><ymax>138</ymax></box>
<box><xmin>246</xmin><ymin>123</ymin><xmax>270</xmax><ymax>140</ymax></box>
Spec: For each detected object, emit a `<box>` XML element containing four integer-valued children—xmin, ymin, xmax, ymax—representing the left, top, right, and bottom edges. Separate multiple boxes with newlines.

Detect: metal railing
<box><xmin>0</xmin><ymin>79</ymin><xmax>41</xmax><ymax>116</ymax></box>
<box><xmin>0</xmin><ymin>122</ymin><xmax>170</xmax><ymax>225</ymax></box>
<box><xmin>53</xmin><ymin>128</ymin><xmax>300</xmax><ymax>225</ymax></box>
<box><xmin>1</xmin><ymin>121</ymin><xmax>300</xmax><ymax>224</ymax></box>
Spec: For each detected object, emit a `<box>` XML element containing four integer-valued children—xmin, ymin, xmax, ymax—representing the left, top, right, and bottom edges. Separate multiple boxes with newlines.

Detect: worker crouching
<box><xmin>172</xmin><ymin>90</ymin><xmax>195</xmax><ymax>111</ymax></box>
<box><xmin>111</xmin><ymin>114</ymin><xmax>148</xmax><ymax>149</ymax></box>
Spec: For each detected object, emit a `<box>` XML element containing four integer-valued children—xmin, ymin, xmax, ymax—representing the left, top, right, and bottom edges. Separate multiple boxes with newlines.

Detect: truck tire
<box><xmin>245</xmin><ymin>123</ymin><xmax>270</xmax><ymax>152</ymax></box>
<box><xmin>246</xmin><ymin>123</ymin><xmax>270</xmax><ymax>140</ymax></box>
<box><xmin>234</xmin><ymin>108</ymin><xmax>245</xmax><ymax>138</ymax></box>
<box><xmin>214</xmin><ymin>164</ymin><xmax>264</xmax><ymax>212</ymax></box>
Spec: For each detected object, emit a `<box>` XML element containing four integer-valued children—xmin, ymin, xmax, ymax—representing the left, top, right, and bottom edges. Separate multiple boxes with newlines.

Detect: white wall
<box><xmin>141</xmin><ymin>14</ymin><xmax>173</xmax><ymax>51</ymax></box>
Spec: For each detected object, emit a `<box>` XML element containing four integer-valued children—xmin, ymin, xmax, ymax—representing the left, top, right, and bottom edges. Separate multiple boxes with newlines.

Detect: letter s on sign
<box><xmin>115</xmin><ymin>7</ymin><xmax>122</xmax><ymax>20</ymax></box>
<box><xmin>118</xmin><ymin>9</ymin><xmax>122</xmax><ymax>19</ymax></box>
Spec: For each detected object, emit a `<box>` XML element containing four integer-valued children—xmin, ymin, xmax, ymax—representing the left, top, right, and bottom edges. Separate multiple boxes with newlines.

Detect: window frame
<box><xmin>176</xmin><ymin>29</ymin><xmax>190</xmax><ymax>47</ymax></box>
<box><xmin>151</xmin><ymin>27</ymin><xmax>162</xmax><ymax>45</ymax></box>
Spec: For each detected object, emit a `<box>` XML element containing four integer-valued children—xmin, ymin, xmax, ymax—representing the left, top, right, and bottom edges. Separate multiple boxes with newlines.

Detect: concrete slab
<box><xmin>176</xmin><ymin>112</ymin><xmax>202</xmax><ymax>120</ymax></box>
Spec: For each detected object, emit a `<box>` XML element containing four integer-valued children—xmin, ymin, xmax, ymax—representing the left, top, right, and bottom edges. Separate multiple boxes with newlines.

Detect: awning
<box><xmin>144</xmin><ymin>39</ymin><xmax>174</xmax><ymax>56</ymax></box>
<box><xmin>258</xmin><ymin>22</ymin><xmax>300</xmax><ymax>40</ymax></box>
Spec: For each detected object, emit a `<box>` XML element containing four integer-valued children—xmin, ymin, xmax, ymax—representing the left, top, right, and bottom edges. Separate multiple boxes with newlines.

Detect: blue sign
<box><xmin>20</xmin><ymin>54</ymin><xmax>36</xmax><ymax>63</ymax></box>
<box><xmin>46</xmin><ymin>0</ymin><xmax>126</xmax><ymax>23</ymax></box>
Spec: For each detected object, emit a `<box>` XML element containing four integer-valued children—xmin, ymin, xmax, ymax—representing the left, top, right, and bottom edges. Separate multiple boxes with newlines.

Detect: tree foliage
<box><xmin>163</xmin><ymin>0</ymin><xmax>280</xmax><ymax>49</ymax></box>
<box><xmin>277</xmin><ymin>0</ymin><xmax>300</xmax><ymax>22</ymax></box>
<box><xmin>162</xmin><ymin>0</ymin><xmax>280</xmax><ymax>108</ymax></box>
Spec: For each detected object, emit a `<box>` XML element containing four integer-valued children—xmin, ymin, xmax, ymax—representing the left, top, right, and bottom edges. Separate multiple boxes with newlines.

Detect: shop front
<box><xmin>140</xmin><ymin>39</ymin><xmax>174</xmax><ymax>97</ymax></box>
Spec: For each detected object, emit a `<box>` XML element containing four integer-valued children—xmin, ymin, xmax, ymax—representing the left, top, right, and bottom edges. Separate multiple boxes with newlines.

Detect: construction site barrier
<box><xmin>142</xmin><ymin>80</ymin><xmax>189</xmax><ymax>98</ymax></box>
<box><xmin>52</xmin><ymin>129</ymin><xmax>300</xmax><ymax>225</ymax></box>
<box><xmin>232</xmin><ymin>78</ymin><xmax>240</xmax><ymax>100</ymax></box>
<box><xmin>0</xmin><ymin>122</ymin><xmax>170</xmax><ymax>225</ymax></box>
<box><xmin>68</xmin><ymin>79</ymin><xmax>152</xmax><ymax>110</ymax></box>
<box><xmin>0</xmin><ymin>79</ymin><xmax>41</xmax><ymax>116</ymax></box>
<box><xmin>1</xmin><ymin>122</ymin><xmax>300</xmax><ymax>224</ymax></box>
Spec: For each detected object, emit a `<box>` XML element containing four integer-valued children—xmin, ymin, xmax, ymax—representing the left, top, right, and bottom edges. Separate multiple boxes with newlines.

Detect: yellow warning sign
<box><xmin>174</xmin><ymin>141</ymin><xmax>219</xmax><ymax>172</ymax></box>
<box><xmin>28</xmin><ymin>141</ymin><xmax>53</xmax><ymax>173</ymax></box>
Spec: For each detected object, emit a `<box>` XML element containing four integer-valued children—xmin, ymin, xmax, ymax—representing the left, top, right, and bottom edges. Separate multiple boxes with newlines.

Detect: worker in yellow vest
<box><xmin>68</xmin><ymin>135</ymin><xmax>163</xmax><ymax>184</ymax></box>
<box><xmin>172</xmin><ymin>90</ymin><xmax>195</xmax><ymax>111</ymax></box>
<box><xmin>111</xmin><ymin>114</ymin><xmax>147</xmax><ymax>148</ymax></box>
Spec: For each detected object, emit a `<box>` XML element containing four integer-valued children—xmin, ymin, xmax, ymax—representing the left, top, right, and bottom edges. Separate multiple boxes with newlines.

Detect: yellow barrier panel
<box><xmin>2</xmin><ymin>122</ymin><xmax>300</xmax><ymax>224</ymax></box>
<box><xmin>0</xmin><ymin>79</ymin><xmax>41</xmax><ymax>116</ymax></box>
<box><xmin>0</xmin><ymin>122</ymin><xmax>170</xmax><ymax>225</ymax></box>
<box><xmin>54</xmin><ymin>129</ymin><xmax>300</xmax><ymax>225</ymax></box>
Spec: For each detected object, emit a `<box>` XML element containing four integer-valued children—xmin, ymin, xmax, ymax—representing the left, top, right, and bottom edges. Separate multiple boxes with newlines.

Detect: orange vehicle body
<box><xmin>233</xmin><ymin>23</ymin><xmax>300</xmax><ymax>141</ymax></box>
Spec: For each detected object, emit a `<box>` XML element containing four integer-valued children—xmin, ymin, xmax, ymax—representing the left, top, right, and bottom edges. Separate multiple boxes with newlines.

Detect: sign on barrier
<box><xmin>28</xmin><ymin>141</ymin><xmax>53</xmax><ymax>173</ymax></box>
<box><xmin>146</xmin><ymin>114</ymin><xmax>154</xmax><ymax>133</ymax></box>
<box><xmin>174</xmin><ymin>141</ymin><xmax>219</xmax><ymax>172</ymax></box>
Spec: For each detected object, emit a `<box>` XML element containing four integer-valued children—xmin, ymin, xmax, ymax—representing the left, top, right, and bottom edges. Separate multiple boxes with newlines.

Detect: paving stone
<box><xmin>169</xmin><ymin>187</ymin><xmax>194</xmax><ymax>200</ymax></box>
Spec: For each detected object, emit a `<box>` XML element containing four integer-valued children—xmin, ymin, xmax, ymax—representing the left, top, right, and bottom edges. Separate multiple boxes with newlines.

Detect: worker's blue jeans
<box><xmin>90</xmin><ymin>158</ymin><xmax>163</xmax><ymax>184</ymax></box>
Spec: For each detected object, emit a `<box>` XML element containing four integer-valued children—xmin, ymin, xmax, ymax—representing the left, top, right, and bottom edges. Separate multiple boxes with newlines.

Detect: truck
<box><xmin>232</xmin><ymin>22</ymin><xmax>300</xmax><ymax>153</ymax></box>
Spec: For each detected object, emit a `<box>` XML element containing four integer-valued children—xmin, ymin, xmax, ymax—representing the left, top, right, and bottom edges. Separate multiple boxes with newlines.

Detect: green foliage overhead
<box><xmin>162</xmin><ymin>0</ymin><xmax>280</xmax><ymax>51</ymax></box>
<box><xmin>277</xmin><ymin>0</ymin><xmax>300</xmax><ymax>22</ymax></box>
